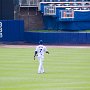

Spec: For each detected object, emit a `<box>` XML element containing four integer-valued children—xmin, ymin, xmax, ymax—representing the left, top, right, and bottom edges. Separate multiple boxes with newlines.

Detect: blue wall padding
<box><xmin>43</xmin><ymin>16</ymin><xmax>58</xmax><ymax>30</ymax></box>
<box><xmin>74</xmin><ymin>11</ymin><xmax>90</xmax><ymax>21</ymax></box>
<box><xmin>58</xmin><ymin>21</ymin><xmax>90</xmax><ymax>30</ymax></box>
<box><xmin>0</xmin><ymin>20</ymin><xmax>24</xmax><ymax>42</ymax></box>
<box><xmin>43</xmin><ymin>15</ymin><xmax>90</xmax><ymax>30</ymax></box>
<box><xmin>24</xmin><ymin>32</ymin><xmax>90</xmax><ymax>45</ymax></box>
<box><xmin>0</xmin><ymin>19</ymin><xmax>90</xmax><ymax>45</ymax></box>
<box><xmin>41</xmin><ymin>8</ymin><xmax>90</xmax><ymax>30</ymax></box>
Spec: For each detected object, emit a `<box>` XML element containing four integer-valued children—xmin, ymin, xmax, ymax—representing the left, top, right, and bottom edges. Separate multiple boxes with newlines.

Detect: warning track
<box><xmin>0</xmin><ymin>45</ymin><xmax>90</xmax><ymax>48</ymax></box>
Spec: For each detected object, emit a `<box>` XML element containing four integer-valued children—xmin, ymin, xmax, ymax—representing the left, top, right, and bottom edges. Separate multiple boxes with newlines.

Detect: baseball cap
<box><xmin>39</xmin><ymin>40</ymin><xmax>43</xmax><ymax>45</ymax></box>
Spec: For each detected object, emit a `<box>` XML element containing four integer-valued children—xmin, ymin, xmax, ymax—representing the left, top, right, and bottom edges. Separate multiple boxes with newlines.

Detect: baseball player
<box><xmin>34</xmin><ymin>40</ymin><xmax>49</xmax><ymax>74</ymax></box>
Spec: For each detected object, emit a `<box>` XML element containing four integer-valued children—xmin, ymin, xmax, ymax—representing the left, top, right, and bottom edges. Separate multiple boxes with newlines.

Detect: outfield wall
<box><xmin>0</xmin><ymin>20</ymin><xmax>24</xmax><ymax>42</ymax></box>
<box><xmin>24</xmin><ymin>32</ymin><xmax>90</xmax><ymax>45</ymax></box>
<box><xmin>0</xmin><ymin>20</ymin><xmax>90</xmax><ymax>45</ymax></box>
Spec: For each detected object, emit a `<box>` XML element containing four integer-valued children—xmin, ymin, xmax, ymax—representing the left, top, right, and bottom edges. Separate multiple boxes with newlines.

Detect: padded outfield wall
<box><xmin>0</xmin><ymin>20</ymin><xmax>90</xmax><ymax>45</ymax></box>
<box><xmin>24</xmin><ymin>32</ymin><xmax>90</xmax><ymax>45</ymax></box>
<box><xmin>0</xmin><ymin>20</ymin><xmax>24</xmax><ymax>42</ymax></box>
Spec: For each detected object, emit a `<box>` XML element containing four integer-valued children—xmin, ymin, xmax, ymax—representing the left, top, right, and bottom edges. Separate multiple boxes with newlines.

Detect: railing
<box><xmin>40</xmin><ymin>0</ymin><xmax>89</xmax><ymax>2</ymax></box>
<box><xmin>19</xmin><ymin>0</ymin><xmax>40</xmax><ymax>7</ymax></box>
<box><xmin>40</xmin><ymin>1</ymin><xmax>90</xmax><ymax>5</ymax></box>
<box><xmin>40</xmin><ymin>2</ymin><xmax>90</xmax><ymax>11</ymax></box>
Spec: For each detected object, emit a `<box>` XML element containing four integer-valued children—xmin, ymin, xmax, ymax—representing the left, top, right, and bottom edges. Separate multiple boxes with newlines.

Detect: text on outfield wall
<box><xmin>0</xmin><ymin>22</ymin><xmax>3</xmax><ymax>38</ymax></box>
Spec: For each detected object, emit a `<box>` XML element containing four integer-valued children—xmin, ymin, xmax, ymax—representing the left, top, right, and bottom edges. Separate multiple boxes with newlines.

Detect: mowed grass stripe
<box><xmin>0</xmin><ymin>47</ymin><xmax>90</xmax><ymax>90</ymax></box>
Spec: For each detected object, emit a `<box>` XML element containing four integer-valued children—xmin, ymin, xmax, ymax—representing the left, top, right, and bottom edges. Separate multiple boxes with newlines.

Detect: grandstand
<box><xmin>14</xmin><ymin>0</ymin><xmax>90</xmax><ymax>31</ymax></box>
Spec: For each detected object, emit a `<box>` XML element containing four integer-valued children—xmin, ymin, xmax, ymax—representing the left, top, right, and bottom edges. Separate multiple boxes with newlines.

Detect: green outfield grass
<box><xmin>0</xmin><ymin>46</ymin><xmax>90</xmax><ymax>90</ymax></box>
<box><xmin>29</xmin><ymin>29</ymin><xmax>90</xmax><ymax>32</ymax></box>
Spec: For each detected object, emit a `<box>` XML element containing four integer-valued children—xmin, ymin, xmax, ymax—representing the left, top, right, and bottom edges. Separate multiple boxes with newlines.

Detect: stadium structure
<box><xmin>18</xmin><ymin>0</ymin><xmax>90</xmax><ymax>31</ymax></box>
<box><xmin>0</xmin><ymin>0</ymin><xmax>90</xmax><ymax>44</ymax></box>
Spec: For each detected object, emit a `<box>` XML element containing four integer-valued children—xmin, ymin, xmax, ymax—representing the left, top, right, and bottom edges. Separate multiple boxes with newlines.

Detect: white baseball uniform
<box><xmin>35</xmin><ymin>45</ymin><xmax>48</xmax><ymax>74</ymax></box>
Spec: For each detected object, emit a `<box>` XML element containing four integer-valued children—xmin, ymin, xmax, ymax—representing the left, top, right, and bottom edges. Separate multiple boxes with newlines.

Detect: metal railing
<box><xmin>19</xmin><ymin>0</ymin><xmax>40</xmax><ymax>7</ymax></box>
<box><xmin>40</xmin><ymin>0</ymin><xmax>88</xmax><ymax>2</ymax></box>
